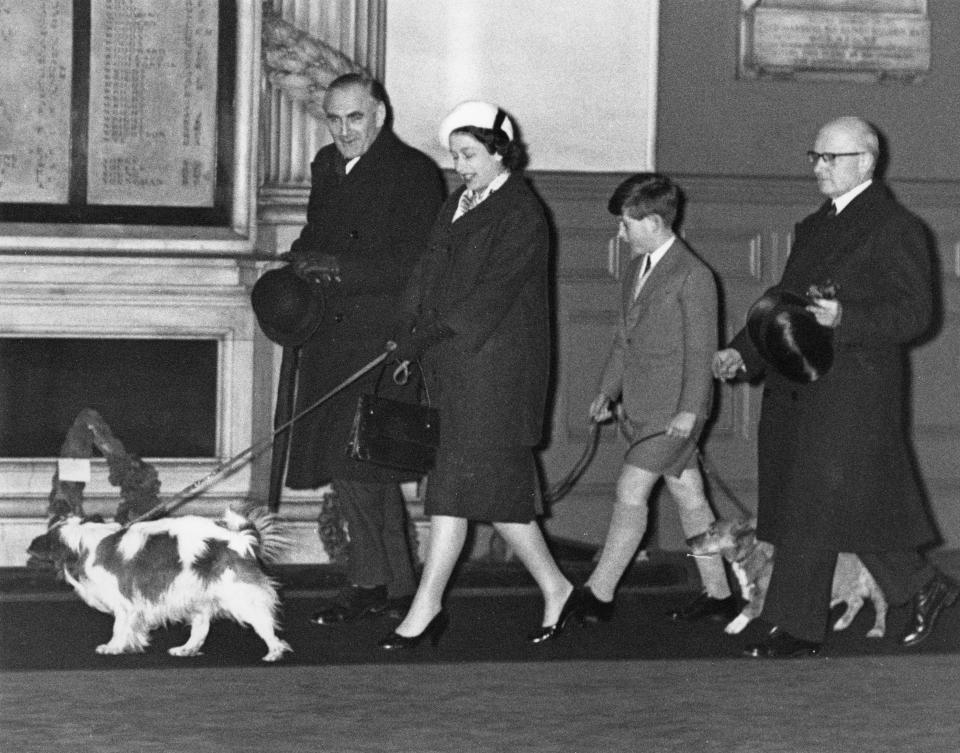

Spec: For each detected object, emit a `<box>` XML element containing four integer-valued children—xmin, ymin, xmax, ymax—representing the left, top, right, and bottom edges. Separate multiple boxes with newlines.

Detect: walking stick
<box><xmin>126</xmin><ymin>347</ymin><xmax>394</xmax><ymax>526</ymax></box>
<box><xmin>267</xmin><ymin>345</ymin><xmax>300</xmax><ymax>512</ymax></box>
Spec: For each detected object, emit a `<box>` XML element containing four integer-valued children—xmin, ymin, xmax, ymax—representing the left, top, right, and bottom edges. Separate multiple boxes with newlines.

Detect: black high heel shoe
<box><xmin>378</xmin><ymin>611</ymin><xmax>449</xmax><ymax>650</ymax></box>
<box><xmin>527</xmin><ymin>587</ymin><xmax>582</xmax><ymax>644</ymax></box>
<box><xmin>580</xmin><ymin>586</ymin><xmax>615</xmax><ymax>624</ymax></box>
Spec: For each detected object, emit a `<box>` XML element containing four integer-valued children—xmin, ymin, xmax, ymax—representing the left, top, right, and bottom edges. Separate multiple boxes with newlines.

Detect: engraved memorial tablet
<box><xmin>87</xmin><ymin>0</ymin><xmax>219</xmax><ymax>207</ymax></box>
<box><xmin>739</xmin><ymin>0</ymin><xmax>931</xmax><ymax>82</ymax></box>
<box><xmin>0</xmin><ymin>0</ymin><xmax>73</xmax><ymax>204</ymax></box>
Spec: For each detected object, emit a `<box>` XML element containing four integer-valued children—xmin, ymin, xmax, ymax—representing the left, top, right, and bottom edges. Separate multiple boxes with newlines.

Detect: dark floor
<box><xmin>0</xmin><ymin>547</ymin><xmax>690</xmax><ymax>597</ymax></box>
<box><xmin>4</xmin><ymin>552</ymin><xmax>960</xmax><ymax>752</ymax></box>
<box><xmin>4</xmin><ymin>550</ymin><xmax>960</xmax><ymax>671</ymax></box>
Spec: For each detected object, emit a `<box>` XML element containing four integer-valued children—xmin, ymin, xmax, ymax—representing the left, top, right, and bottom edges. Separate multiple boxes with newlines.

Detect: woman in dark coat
<box><xmin>378</xmin><ymin>101</ymin><xmax>577</xmax><ymax>648</ymax></box>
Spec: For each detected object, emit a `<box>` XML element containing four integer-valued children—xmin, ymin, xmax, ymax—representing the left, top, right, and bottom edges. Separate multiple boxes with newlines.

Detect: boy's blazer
<box><xmin>598</xmin><ymin>237</ymin><xmax>717</xmax><ymax>434</ymax></box>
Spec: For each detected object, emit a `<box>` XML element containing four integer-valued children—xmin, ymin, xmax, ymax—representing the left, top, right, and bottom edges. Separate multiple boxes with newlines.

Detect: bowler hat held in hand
<box><xmin>746</xmin><ymin>289</ymin><xmax>834</xmax><ymax>383</ymax></box>
<box><xmin>250</xmin><ymin>266</ymin><xmax>325</xmax><ymax>348</ymax></box>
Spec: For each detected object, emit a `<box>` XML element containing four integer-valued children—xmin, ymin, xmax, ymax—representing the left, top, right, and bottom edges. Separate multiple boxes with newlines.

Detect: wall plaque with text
<box><xmin>87</xmin><ymin>0</ymin><xmax>219</xmax><ymax>207</ymax></box>
<box><xmin>739</xmin><ymin>1</ymin><xmax>931</xmax><ymax>82</ymax></box>
<box><xmin>0</xmin><ymin>0</ymin><xmax>234</xmax><ymax>226</ymax></box>
<box><xmin>0</xmin><ymin>0</ymin><xmax>74</xmax><ymax>204</ymax></box>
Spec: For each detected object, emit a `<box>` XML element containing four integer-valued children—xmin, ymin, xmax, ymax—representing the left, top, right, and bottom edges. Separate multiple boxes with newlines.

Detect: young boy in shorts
<box><xmin>580</xmin><ymin>173</ymin><xmax>735</xmax><ymax>625</ymax></box>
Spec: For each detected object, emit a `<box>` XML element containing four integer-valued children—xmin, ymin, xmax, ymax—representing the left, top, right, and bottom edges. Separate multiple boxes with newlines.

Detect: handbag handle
<box><xmin>372</xmin><ymin>359</ymin><xmax>433</xmax><ymax>406</ymax></box>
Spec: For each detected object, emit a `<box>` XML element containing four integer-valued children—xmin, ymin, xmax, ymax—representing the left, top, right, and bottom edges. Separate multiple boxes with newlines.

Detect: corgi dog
<box><xmin>687</xmin><ymin>518</ymin><xmax>887</xmax><ymax>638</ymax></box>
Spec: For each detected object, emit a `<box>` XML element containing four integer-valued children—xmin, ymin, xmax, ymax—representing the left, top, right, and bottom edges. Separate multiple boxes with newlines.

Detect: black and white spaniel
<box><xmin>28</xmin><ymin>507</ymin><xmax>292</xmax><ymax>661</ymax></box>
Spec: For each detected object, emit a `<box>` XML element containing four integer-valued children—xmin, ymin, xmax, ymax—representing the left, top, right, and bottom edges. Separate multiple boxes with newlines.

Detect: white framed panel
<box><xmin>385</xmin><ymin>0</ymin><xmax>659</xmax><ymax>172</ymax></box>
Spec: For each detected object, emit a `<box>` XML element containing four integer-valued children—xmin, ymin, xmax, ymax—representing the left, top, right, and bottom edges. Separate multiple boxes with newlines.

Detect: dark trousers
<box><xmin>334</xmin><ymin>479</ymin><xmax>417</xmax><ymax>599</ymax></box>
<box><xmin>763</xmin><ymin>544</ymin><xmax>936</xmax><ymax>642</ymax></box>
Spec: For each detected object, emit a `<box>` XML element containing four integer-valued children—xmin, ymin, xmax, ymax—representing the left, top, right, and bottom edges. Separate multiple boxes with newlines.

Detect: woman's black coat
<box><xmin>402</xmin><ymin>172</ymin><xmax>552</xmax><ymax>453</ymax></box>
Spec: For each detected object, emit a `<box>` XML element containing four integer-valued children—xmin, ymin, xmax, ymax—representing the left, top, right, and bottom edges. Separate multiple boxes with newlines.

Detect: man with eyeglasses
<box><xmin>713</xmin><ymin>116</ymin><xmax>957</xmax><ymax>658</ymax></box>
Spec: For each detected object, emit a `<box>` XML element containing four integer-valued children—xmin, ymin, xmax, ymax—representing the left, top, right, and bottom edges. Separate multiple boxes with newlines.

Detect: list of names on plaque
<box><xmin>87</xmin><ymin>0</ymin><xmax>219</xmax><ymax>207</ymax></box>
<box><xmin>0</xmin><ymin>0</ymin><xmax>73</xmax><ymax>204</ymax></box>
<box><xmin>744</xmin><ymin>8</ymin><xmax>931</xmax><ymax>80</ymax></box>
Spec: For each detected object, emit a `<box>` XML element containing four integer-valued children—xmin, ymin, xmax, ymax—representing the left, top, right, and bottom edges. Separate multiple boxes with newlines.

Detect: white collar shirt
<box><xmin>832</xmin><ymin>179</ymin><xmax>872</xmax><ymax>215</ymax></box>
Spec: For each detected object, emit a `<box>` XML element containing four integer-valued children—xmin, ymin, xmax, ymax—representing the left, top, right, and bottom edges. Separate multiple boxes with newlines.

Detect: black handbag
<box><xmin>346</xmin><ymin>362</ymin><xmax>439</xmax><ymax>474</ymax></box>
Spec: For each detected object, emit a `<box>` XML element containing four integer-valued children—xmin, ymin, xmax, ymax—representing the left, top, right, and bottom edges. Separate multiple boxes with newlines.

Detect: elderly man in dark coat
<box><xmin>282</xmin><ymin>74</ymin><xmax>445</xmax><ymax>625</ymax></box>
<box><xmin>714</xmin><ymin>116</ymin><xmax>957</xmax><ymax>657</ymax></box>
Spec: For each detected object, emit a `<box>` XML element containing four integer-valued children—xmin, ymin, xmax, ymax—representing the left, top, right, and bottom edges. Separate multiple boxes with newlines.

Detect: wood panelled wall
<box><xmin>530</xmin><ymin>171</ymin><xmax>960</xmax><ymax>551</ymax></box>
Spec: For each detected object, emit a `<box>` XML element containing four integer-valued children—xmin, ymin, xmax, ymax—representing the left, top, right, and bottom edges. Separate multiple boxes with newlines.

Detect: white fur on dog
<box><xmin>32</xmin><ymin>507</ymin><xmax>292</xmax><ymax>661</ymax></box>
<box><xmin>688</xmin><ymin>518</ymin><xmax>888</xmax><ymax>638</ymax></box>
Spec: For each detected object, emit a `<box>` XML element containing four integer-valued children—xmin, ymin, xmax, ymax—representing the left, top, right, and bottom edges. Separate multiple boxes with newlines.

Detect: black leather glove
<box><xmin>281</xmin><ymin>252</ymin><xmax>341</xmax><ymax>284</ymax></box>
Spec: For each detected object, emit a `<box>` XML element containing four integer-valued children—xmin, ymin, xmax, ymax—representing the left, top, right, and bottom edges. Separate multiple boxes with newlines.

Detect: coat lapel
<box><xmin>622</xmin><ymin>254</ymin><xmax>644</xmax><ymax>315</ymax></box>
<box><xmin>785</xmin><ymin>183</ymin><xmax>888</xmax><ymax>290</ymax></box>
<box><xmin>624</xmin><ymin>242</ymin><xmax>683</xmax><ymax>327</ymax></box>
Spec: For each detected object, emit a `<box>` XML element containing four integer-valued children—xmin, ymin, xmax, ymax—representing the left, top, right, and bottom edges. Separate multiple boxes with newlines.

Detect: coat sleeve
<box><xmin>597</xmin><ymin>318</ymin><xmax>627</xmax><ymax>402</ymax></box>
<box><xmin>290</xmin><ymin>150</ymin><xmax>337</xmax><ymax>253</ymax></box>
<box><xmin>399</xmin><ymin>204</ymin><xmax>452</xmax><ymax>321</ymax></box>
<box><xmin>678</xmin><ymin>265</ymin><xmax>718</xmax><ymax>416</ymax></box>
<box><xmin>728</xmin><ymin>284</ymin><xmax>777</xmax><ymax>381</ymax></box>
<box><xmin>291</xmin><ymin>149</ymin><xmax>446</xmax><ymax>298</ymax></box>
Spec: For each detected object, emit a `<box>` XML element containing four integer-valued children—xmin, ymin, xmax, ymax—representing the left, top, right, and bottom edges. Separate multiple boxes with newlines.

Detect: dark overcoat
<box><xmin>730</xmin><ymin>181</ymin><xmax>937</xmax><ymax>551</ymax></box>
<box><xmin>401</xmin><ymin>173</ymin><xmax>551</xmax><ymax>453</ymax></box>
<box><xmin>283</xmin><ymin>129</ymin><xmax>445</xmax><ymax>487</ymax></box>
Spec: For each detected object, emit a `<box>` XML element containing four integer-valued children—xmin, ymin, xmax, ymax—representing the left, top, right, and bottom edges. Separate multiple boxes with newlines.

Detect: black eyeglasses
<box><xmin>806</xmin><ymin>151</ymin><xmax>865</xmax><ymax>166</ymax></box>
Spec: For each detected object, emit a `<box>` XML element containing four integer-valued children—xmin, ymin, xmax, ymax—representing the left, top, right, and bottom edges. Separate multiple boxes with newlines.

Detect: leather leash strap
<box><xmin>126</xmin><ymin>347</ymin><xmax>395</xmax><ymax>527</ymax></box>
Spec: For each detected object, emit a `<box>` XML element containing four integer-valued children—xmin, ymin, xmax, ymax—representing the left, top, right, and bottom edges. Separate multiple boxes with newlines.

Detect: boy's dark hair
<box><xmin>607</xmin><ymin>173</ymin><xmax>681</xmax><ymax>228</ymax></box>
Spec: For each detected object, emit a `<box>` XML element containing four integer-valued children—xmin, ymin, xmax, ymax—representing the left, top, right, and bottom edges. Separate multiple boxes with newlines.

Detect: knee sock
<box><xmin>677</xmin><ymin>504</ymin><xmax>731</xmax><ymax>599</ymax></box>
<box><xmin>587</xmin><ymin>502</ymin><xmax>649</xmax><ymax>603</ymax></box>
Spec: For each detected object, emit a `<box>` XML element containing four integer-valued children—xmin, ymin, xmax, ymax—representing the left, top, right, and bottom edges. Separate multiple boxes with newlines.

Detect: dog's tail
<box><xmin>222</xmin><ymin>506</ymin><xmax>291</xmax><ymax>564</ymax></box>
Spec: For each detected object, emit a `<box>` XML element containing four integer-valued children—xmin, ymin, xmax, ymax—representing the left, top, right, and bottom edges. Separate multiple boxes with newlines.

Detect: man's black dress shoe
<box><xmin>900</xmin><ymin>573</ymin><xmax>960</xmax><ymax>647</ymax></box>
<box><xmin>309</xmin><ymin>585</ymin><xmax>389</xmax><ymax>625</ymax></box>
<box><xmin>743</xmin><ymin>628</ymin><xmax>821</xmax><ymax>658</ymax></box>
<box><xmin>528</xmin><ymin>587</ymin><xmax>582</xmax><ymax>644</ymax></box>
<box><xmin>579</xmin><ymin>586</ymin><xmax>615</xmax><ymax>624</ymax></box>
<box><xmin>378</xmin><ymin>611</ymin><xmax>449</xmax><ymax>650</ymax></box>
<box><xmin>668</xmin><ymin>591</ymin><xmax>739</xmax><ymax>623</ymax></box>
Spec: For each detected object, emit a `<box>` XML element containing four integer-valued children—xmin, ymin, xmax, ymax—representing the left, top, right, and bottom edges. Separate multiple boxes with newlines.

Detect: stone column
<box><xmin>259</xmin><ymin>0</ymin><xmax>385</xmax><ymax>191</ymax></box>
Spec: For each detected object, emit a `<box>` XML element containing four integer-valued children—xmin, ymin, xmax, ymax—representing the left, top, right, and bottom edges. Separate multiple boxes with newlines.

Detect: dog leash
<box><xmin>694</xmin><ymin>447</ymin><xmax>753</xmax><ymax>519</ymax></box>
<box><xmin>126</xmin><ymin>347</ymin><xmax>397</xmax><ymax>527</ymax></box>
<box><xmin>543</xmin><ymin>422</ymin><xmax>602</xmax><ymax>504</ymax></box>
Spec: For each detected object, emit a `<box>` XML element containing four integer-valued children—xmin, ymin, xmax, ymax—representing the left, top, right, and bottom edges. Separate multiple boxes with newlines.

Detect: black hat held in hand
<box><xmin>746</xmin><ymin>290</ymin><xmax>833</xmax><ymax>383</ymax></box>
<box><xmin>251</xmin><ymin>266</ymin><xmax>325</xmax><ymax>348</ymax></box>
